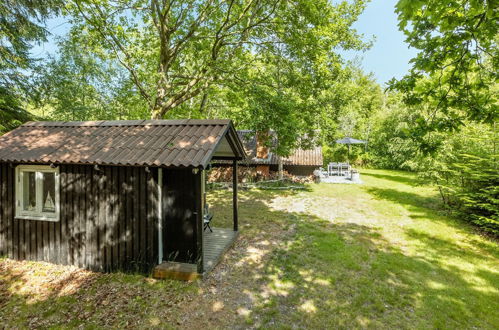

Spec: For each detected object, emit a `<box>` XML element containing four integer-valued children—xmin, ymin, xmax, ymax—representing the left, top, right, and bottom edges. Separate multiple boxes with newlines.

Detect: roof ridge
<box><xmin>22</xmin><ymin>119</ymin><xmax>232</xmax><ymax>127</ymax></box>
<box><xmin>1</xmin><ymin>119</ymin><xmax>246</xmax><ymax>168</ymax></box>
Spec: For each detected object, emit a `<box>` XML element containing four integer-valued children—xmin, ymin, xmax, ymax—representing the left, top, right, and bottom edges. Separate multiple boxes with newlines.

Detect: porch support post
<box><xmin>196</xmin><ymin>169</ymin><xmax>204</xmax><ymax>274</ymax></box>
<box><xmin>158</xmin><ymin>168</ymin><xmax>163</xmax><ymax>265</ymax></box>
<box><xmin>232</xmin><ymin>159</ymin><xmax>238</xmax><ymax>231</ymax></box>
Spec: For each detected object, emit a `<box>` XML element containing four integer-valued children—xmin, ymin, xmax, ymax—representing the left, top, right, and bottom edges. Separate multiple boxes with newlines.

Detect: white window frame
<box><xmin>15</xmin><ymin>165</ymin><xmax>60</xmax><ymax>222</ymax></box>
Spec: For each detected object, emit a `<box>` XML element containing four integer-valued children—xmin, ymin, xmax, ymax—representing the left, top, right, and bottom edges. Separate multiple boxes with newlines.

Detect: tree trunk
<box><xmin>493</xmin><ymin>121</ymin><xmax>496</xmax><ymax>169</ymax></box>
<box><xmin>278</xmin><ymin>156</ymin><xmax>283</xmax><ymax>180</ymax></box>
<box><xmin>151</xmin><ymin>106</ymin><xmax>163</xmax><ymax>119</ymax></box>
<box><xmin>199</xmin><ymin>92</ymin><xmax>209</xmax><ymax>114</ymax></box>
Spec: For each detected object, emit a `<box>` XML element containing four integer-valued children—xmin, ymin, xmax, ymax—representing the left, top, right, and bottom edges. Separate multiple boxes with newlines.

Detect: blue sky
<box><xmin>342</xmin><ymin>0</ymin><xmax>418</xmax><ymax>85</ymax></box>
<box><xmin>32</xmin><ymin>0</ymin><xmax>416</xmax><ymax>86</ymax></box>
<box><xmin>30</xmin><ymin>16</ymin><xmax>70</xmax><ymax>59</ymax></box>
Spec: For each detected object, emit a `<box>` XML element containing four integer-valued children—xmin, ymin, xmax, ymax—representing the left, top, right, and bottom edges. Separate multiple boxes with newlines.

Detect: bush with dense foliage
<box><xmin>368</xmin><ymin>95</ymin><xmax>420</xmax><ymax>170</ymax></box>
<box><xmin>416</xmin><ymin>124</ymin><xmax>498</xmax><ymax>235</ymax></box>
<box><xmin>366</xmin><ymin>94</ymin><xmax>498</xmax><ymax>235</ymax></box>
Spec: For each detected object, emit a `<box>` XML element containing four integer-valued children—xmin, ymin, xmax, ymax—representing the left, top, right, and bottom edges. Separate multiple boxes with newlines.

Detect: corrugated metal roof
<box><xmin>216</xmin><ymin>130</ymin><xmax>323</xmax><ymax>166</ymax></box>
<box><xmin>278</xmin><ymin>146</ymin><xmax>323</xmax><ymax>166</ymax></box>
<box><xmin>0</xmin><ymin>120</ymin><xmax>245</xmax><ymax>168</ymax></box>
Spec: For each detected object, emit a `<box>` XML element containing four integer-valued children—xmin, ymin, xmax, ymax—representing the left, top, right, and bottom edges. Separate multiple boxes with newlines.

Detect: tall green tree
<box><xmin>0</xmin><ymin>0</ymin><xmax>61</xmax><ymax>87</ymax></box>
<box><xmin>66</xmin><ymin>0</ymin><xmax>369</xmax><ymax>120</ymax></box>
<box><xmin>32</xmin><ymin>34</ymin><xmax>149</xmax><ymax>121</ymax></box>
<box><xmin>318</xmin><ymin>67</ymin><xmax>383</xmax><ymax>164</ymax></box>
<box><xmin>0</xmin><ymin>0</ymin><xmax>60</xmax><ymax>132</ymax></box>
<box><xmin>391</xmin><ymin>0</ymin><xmax>498</xmax><ymax>138</ymax></box>
<box><xmin>0</xmin><ymin>87</ymin><xmax>36</xmax><ymax>134</ymax></box>
<box><xmin>368</xmin><ymin>92</ymin><xmax>422</xmax><ymax>169</ymax></box>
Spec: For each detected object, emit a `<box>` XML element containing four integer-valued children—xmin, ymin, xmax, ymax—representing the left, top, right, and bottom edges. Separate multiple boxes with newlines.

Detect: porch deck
<box><xmin>152</xmin><ymin>227</ymin><xmax>238</xmax><ymax>281</ymax></box>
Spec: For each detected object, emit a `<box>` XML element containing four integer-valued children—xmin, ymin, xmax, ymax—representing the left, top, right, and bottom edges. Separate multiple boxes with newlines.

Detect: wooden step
<box><xmin>152</xmin><ymin>262</ymin><xmax>201</xmax><ymax>281</ymax></box>
<box><xmin>152</xmin><ymin>227</ymin><xmax>238</xmax><ymax>281</ymax></box>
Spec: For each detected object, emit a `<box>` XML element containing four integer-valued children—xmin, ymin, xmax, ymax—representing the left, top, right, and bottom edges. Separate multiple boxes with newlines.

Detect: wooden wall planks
<box><xmin>0</xmin><ymin>163</ymin><xmax>161</xmax><ymax>273</ymax></box>
<box><xmin>162</xmin><ymin>168</ymin><xmax>201</xmax><ymax>264</ymax></box>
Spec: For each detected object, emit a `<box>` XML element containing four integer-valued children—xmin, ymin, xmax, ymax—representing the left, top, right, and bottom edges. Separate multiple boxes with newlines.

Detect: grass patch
<box><xmin>1</xmin><ymin>169</ymin><xmax>497</xmax><ymax>328</ymax></box>
<box><xmin>248</xmin><ymin>169</ymin><xmax>499</xmax><ymax>328</ymax></box>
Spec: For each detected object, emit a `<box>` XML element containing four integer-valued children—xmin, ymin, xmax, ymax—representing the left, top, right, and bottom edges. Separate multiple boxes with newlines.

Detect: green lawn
<box><xmin>1</xmin><ymin>169</ymin><xmax>498</xmax><ymax>328</ymax></box>
<box><xmin>236</xmin><ymin>170</ymin><xmax>499</xmax><ymax>328</ymax></box>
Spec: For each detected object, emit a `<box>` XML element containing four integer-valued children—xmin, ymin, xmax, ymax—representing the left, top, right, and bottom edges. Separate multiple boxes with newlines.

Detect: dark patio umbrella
<box><xmin>335</xmin><ymin>137</ymin><xmax>367</xmax><ymax>159</ymax></box>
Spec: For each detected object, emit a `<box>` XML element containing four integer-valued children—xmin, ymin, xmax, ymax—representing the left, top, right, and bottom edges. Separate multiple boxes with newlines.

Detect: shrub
<box><xmin>417</xmin><ymin>125</ymin><xmax>498</xmax><ymax>236</ymax></box>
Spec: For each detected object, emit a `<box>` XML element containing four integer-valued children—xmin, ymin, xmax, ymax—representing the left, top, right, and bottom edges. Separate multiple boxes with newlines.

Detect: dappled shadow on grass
<box><xmin>235</xmin><ymin>219</ymin><xmax>494</xmax><ymax>327</ymax></box>
<box><xmin>0</xmin><ymin>259</ymin><xmax>98</xmax><ymax>327</ymax></box>
<box><xmin>202</xmin><ymin>187</ymin><xmax>499</xmax><ymax>328</ymax></box>
<box><xmin>1</xmin><ymin>185</ymin><xmax>498</xmax><ymax>328</ymax></box>
<box><xmin>362</xmin><ymin>171</ymin><xmax>420</xmax><ymax>186</ymax></box>
<box><xmin>365</xmin><ymin>186</ymin><xmax>440</xmax><ymax>212</ymax></box>
<box><xmin>363</xmin><ymin>184</ymin><xmax>494</xmax><ymax>240</ymax></box>
<box><xmin>0</xmin><ymin>259</ymin><xmax>97</xmax><ymax>303</ymax></box>
<box><xmin>243</xmin><ymin>218</ymin><xmax>499</xmax><ymax>328</ymax></box>
<box><xmin>206</xmin><ymin>186</ymin><xmax>304</xmax><ymax>229</ymax></box>
<box><xmin>405</xmin><ymin>228</ymin><xmax>498</xmax><ymax>262</ymax></box>
<box><xmin>0</xmin><ymin>258</ymin><xmax>193</xmax><ymax>328</ymax></box>
<box><xmin>475</xmin><ymin>268</ymin><xmax>499</xmax><ymax>288</ymax></box>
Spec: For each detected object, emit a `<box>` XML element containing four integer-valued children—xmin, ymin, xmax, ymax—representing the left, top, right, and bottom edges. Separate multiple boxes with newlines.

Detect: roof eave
<box><xmin>199</xmin><ymin>120</ymin><xmax>247</xmax><ymax>169</ymax></box>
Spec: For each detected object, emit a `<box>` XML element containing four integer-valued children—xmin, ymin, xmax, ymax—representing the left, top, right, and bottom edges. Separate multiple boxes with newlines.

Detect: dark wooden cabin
<box><xmin>0</xmin><ymin>119</ymin><xmax>246</xmax><ymax>279</ymax></box>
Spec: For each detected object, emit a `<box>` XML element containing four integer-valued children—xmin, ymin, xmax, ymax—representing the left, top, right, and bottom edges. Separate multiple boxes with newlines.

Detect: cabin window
<box><xmin>15</xmin><ymin>165</ymin><xmax>60</xmax><ymax>221</ymax></box>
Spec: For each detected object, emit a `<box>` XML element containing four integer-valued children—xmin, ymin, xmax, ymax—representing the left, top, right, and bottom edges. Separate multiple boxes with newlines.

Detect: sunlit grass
<box><xmin>246</xmin><ymin>169</ymin><xmax>499</xmax><ymax>328</ymax></box>
<box><xmin>1</xmin><ymin>169</ymin><xmax>497</xmax><ymax>328</ymax></box>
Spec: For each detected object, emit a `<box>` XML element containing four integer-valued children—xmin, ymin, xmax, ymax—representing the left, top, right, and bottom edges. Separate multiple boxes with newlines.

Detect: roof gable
<box><xmin>219</xmin><ymin>130</ymin><xmax>323</xmax><ymax>166</ymax></box>
<box><xmin>0</xmin><ymin>120</ymin><xmax>246</xmax><ymax>168</ymax></box>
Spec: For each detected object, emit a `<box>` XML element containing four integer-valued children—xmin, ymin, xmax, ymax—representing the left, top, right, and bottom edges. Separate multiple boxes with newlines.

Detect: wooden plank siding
<box><xmin>162</xmin><ymin>168</ymin><xmax>202</xmax><ymax>265</ymax></box>
<box><xmin>0</xmin><ymin>165</ymin><xmax>8</xmax><ymax>256</ymax></box>
<box><xmin>7</xmin><ymin>163</ymin><xmax>13</xmax><ymax>259</ymax></box>
<box><xmin>0</xmin><ymin>163</ymin><xmax>161</xmax><ymax>273</ymax></box>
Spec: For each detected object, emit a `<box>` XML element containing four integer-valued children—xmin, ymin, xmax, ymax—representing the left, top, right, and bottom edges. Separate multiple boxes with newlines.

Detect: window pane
<box><xmin>22</xmin><ymin>171</ymin><xmax>37</xmax><ymax>211</ymax></box>
<box><xmin>42</xmin><ymin>172</ymin><xmax>56</xmax><ymax>213</ymax></box>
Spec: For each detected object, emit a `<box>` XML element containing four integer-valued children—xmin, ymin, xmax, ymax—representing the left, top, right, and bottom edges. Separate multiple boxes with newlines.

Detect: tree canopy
<box><xmin>0</xmin><ymin>87</ymin><xmax>36</xmax><ymax>134</ymax></box>
<box><xmin>391</xmin><ymin>0</ymin><xmax>498</xmax><ymax>137</ymax></box>
<box><xmin>0</xmin><ymin>0</ymin><xmax>59</xmax><ymax>129</ymax></box>
<box><xmin>0</xmin><ymin>0</ymin><xmax>61</xmax><ymax>87</ymax></box>
<box><xmin>62</xmin><ymin>0</ymin><xmax>369</xmax><ymax>122</ymax></box>
<box><xmin>23</xmin><ymin>0</ymin><xmax>372</xmax><ymax>155</ymax></box>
